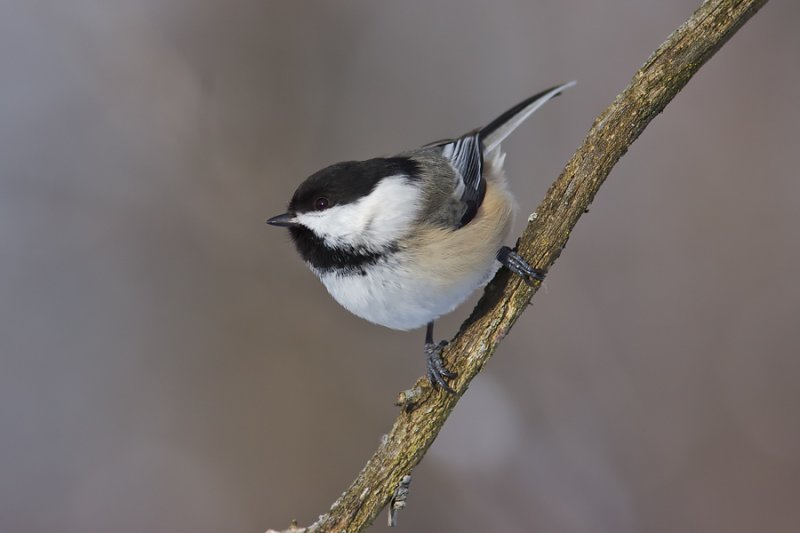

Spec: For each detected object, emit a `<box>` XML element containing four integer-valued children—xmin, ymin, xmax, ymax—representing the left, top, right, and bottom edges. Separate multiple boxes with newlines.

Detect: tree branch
<box><xmin>268</xmin><ymin>0</ymin><xmax>769</xmax><ymax>531</ymax></box>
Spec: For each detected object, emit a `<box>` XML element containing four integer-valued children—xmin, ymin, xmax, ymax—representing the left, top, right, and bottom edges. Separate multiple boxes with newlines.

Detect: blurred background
<box><xmin>1</xmin><ymin>1</ymin><xmax>798</xmax><ymax>532</ymax></box>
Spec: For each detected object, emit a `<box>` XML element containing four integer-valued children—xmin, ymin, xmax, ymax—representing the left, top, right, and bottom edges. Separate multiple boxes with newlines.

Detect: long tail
<box><xmin>480</xmin><ymin>81</ymin><xmax>576</xmax><ymax>153</ymax></box>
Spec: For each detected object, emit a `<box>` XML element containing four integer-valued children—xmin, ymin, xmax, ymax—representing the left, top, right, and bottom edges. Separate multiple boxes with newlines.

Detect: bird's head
<box><xmin>266</xmin><ymin>158</ymin><xmax>423</xmax><ymax>271</ymax></box>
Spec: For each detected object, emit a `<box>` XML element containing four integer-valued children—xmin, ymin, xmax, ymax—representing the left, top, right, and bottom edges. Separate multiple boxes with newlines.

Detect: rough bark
<box><xmin>268</xmin><ymin>1</ymin><xmax>769</xmax><ymax>531</ymax></box>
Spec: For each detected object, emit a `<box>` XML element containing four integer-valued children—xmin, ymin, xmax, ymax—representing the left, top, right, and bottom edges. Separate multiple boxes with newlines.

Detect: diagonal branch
<box><xmin>269</xmin><ymin>0</ymin><xmax>769</xmax><ymax>531</ymax></box>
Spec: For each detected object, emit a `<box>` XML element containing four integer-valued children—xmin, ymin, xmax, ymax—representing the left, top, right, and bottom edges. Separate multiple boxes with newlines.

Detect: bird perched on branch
<box><xmin>267</xmin><ymin>81</ymin><xmax>575</xmax><ymax>393</ymax></box>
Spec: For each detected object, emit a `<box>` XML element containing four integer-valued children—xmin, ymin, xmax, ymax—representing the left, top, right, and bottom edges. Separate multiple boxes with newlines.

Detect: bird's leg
<box><xmin>496</xmin><ymin>246</ymin><xmax>545</xmax><ymax>286</ymax></box>
<box><xmin>424</xmin><ymin>321</ymin><xmax>457</xmax><ymax>394</ymax></box>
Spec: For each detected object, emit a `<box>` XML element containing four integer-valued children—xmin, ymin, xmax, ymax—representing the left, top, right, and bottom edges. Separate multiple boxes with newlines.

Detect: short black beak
<box><xmin>266</xmin><ymin>213</ymin><xmax>298</xmax><ymax>228</ymax></box>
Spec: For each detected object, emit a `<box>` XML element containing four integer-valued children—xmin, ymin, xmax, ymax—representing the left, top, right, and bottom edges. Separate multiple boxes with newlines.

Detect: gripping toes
<box><xmin>497</xmin><ymin>246</ymin><xmax>544</xmax><ymax>285</ymax></box>
<box><xmin>425</xmin><ymin>341</ymin><xmax>457</xmax><ymax>394</ymax></box>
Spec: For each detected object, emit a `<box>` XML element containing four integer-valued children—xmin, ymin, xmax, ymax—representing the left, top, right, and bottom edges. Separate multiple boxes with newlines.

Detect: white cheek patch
<box><xmin>295</xmin><ymin>175</ymin><xmax>421</xmax><ymax>251</ymax></box>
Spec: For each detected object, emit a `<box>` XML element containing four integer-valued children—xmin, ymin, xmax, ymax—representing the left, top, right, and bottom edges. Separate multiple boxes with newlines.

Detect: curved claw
<box><xmin>497</xmin><ymin>246</ymin><xmax>545</xmax><ymax>285</ymax></box>
<box><xmin>425</xmin><ymin>341</ymin><xmax>457</xmax><ymax>395</ymax></box>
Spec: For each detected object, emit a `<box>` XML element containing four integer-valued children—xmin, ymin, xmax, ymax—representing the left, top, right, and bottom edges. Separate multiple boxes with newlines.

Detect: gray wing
<box><xmin>434</xmin><ymin>132</ymin><xmax>486</xmax><ymax>228</ymax></box>
<box><xmin>424</xmin><ymin>81</ymin><xmax>576</xmax><ymax>229</ymax></box>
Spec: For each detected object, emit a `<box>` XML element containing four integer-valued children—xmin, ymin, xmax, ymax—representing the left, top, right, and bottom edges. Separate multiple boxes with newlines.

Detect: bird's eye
<box><xmin>314</xmin><ymin>197</ymin><xmax>330</xmax><ymax>210</ymax></box>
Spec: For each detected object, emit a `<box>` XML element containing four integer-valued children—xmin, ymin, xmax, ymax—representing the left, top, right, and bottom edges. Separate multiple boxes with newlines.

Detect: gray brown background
<box><xmin>2</xmin><ymin>1</ymin><xmax>798</xmax><ymax>532</ymax></box>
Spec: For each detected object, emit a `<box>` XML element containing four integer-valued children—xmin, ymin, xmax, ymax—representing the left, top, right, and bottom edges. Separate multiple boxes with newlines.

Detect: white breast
<box><xmin>315</xmin><ymin>251</ymin><xmax>500</xmax><ymax>331</ymax></box>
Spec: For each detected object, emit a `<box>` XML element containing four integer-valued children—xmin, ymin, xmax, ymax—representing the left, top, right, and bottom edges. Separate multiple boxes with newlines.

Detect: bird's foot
<box><xmin>388</xmin><ymin>475</ymin><xmax>412</xmax><ymax>527</ymax></box>
<box><xmin>424</xmin><ymin>340</ymin><xmax>457</xmax><ymax>394</ymax></box>
<box><xmin>497</xmin><ymin>246</ymin><xmax>545</xmax><ymax>286</ymax></box>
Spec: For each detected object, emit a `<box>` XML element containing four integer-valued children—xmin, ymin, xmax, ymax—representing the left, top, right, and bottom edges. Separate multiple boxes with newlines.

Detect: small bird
<box><xmin>267</xmin><ymin>81</ymin><xmax>575</xmax><ymax>393</ymax></box>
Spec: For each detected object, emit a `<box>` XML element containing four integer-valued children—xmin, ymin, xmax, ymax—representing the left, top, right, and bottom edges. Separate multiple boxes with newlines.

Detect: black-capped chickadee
<box><xmin>267</xmin><ymin>81</ymin><xmax>575</xmax><ymax>393</ymax></box>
